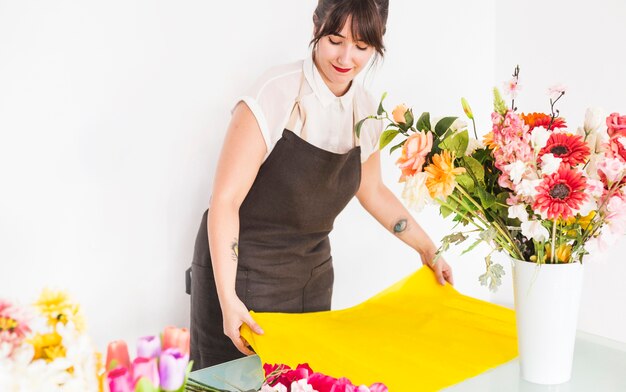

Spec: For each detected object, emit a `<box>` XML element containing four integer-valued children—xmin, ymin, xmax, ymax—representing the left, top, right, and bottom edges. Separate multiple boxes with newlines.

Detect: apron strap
<box><xmin>285</xmin><ymin>72</ymin><xmax>307</xmax><ymax>134</ymax></box>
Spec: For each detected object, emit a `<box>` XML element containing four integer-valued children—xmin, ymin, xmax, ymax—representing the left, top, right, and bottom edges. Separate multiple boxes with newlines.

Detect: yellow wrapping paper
<box><xmin>241</xmin><ymin>267</ymin><xmax>518</xmax><ymax>391</ymax></box>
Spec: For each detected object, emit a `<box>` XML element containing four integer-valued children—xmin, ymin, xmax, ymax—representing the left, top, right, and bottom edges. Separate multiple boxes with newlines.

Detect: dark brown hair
<box><xmin>310</xmin><ymin>0</ymin><xmax>389</xmax><ymax>58</ymax></box>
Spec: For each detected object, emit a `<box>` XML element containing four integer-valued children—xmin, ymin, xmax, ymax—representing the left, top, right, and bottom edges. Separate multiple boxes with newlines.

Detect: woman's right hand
<box><xmin>221</xmin><ymin>296</ymin><xmax>264</xmax><ymax>355</ymax></box>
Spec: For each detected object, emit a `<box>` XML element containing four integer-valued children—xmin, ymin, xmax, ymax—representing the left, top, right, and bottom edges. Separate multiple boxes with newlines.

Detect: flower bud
<box><xmin>392</xmin><ymin>104</ymin><xmax>408</xmax><ymax>124</ymax></box>
<box><xmin>461</xmin><ymin>98</ymin><xmax>474</xmax><ymax>120</ymax></box>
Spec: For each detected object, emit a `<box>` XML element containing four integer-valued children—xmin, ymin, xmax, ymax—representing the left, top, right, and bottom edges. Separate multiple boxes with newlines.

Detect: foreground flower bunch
<box><xmin>0</xmin><ymin>290</ymin><xmax>100</xmax><ymax>391</ymax></box>
<box><xmin>357</xmin><ymin>66</ymin><xmax>626</xmax><ymax>290</ymax></box>
<box><xmin>261</xmin><ymin>363</ymin><xmax>388</xmax><ymax>392</ymax></box>
<box><xmin>104</xmin><ymin>326</ymin><xmax>191</xmax><ymax>392</ymax></box>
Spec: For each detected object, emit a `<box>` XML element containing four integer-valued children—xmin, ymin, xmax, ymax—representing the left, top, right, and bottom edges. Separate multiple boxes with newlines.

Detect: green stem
<box><xmin>551</xmin><ymin>220</ymin><xmax>557</xmax><ymax>264</ymax></box>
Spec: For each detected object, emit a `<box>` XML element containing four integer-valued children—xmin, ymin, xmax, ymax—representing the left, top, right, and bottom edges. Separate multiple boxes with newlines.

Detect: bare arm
<box><xmin>355</xmin><ymin>151</ymin><xmax>454</xmax><ymax>285</ymax></box>
<box><xmin>208</xmin><ymin>101</ymin><xmax>266</xmax><ymax>353</ymax></box>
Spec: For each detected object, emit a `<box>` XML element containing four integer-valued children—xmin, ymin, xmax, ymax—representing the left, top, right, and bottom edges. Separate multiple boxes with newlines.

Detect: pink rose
<box><xmin>396</xmin><ymin>131</ymin><xmax>433</xmax><ymax>182</ymax></box>
<box><xmin>607</xmin><ymin>112</ymin><xmax>626</xmax><ymax>138</ymax></box>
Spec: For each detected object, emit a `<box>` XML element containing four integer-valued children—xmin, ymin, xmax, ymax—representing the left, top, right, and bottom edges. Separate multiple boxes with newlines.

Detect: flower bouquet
<box><xmin>357</xmin><ymin>66</ymin><xmax>626</xmax><ymax>290</ymax></box>
<box><xmin>104</xmin><ymin>326</ymin><xmax>192</xmax><ymax>392</ymax></box>
<box><xmin>0</xmin><ymin>289</ymin><xmax>100</xmax><ymax>391</ymax></box>
<box><xmin>357</xmin><ymin>66</ymin><xmax>626</xmax><ymax>384</ymax></box>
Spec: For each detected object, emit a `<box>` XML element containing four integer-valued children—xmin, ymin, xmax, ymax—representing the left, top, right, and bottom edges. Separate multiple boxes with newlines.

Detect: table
<box><xmin>188</xmin><ymin>331</ymin><xmax>626</xmax><ymax>391</ymax></box>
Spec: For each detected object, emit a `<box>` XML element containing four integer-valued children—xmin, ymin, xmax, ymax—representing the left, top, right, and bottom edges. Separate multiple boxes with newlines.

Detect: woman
<box><xmin>189</xmin><ymin>0</ymin><xmax>454</xmax><ymax>369</ymax></box>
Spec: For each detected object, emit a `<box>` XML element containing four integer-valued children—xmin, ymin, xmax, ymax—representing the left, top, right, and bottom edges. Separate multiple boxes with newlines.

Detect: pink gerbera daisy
<box><xmin>533</xmin><ymin>166</ymin><xmax>588</xmax><ymax>221</ymax></box>
<box><xmin>0</xmin><ymin>299</ymin><xmax>31</xmax><ymax>354</ymax></box>
<box><xmin>539</xmin><ymin>133</ymin><xmax>590</xmax><ymax>166</ymax></box>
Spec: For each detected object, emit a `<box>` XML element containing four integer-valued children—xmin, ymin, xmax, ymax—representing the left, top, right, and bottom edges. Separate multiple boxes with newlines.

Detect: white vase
<box><xmin>511</xmin><ymin>257</ymin><xmax>584</xmax><ymax>385</ymax></box>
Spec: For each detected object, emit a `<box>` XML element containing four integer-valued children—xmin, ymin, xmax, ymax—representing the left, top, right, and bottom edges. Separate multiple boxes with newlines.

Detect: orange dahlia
<box><xmin>424</xmin><ymin>150</ymin><xmax>466</xmax><ymax>198</ymax></box>
<box><xmin>533</xmin><ymin>166</ymin><xmax>587</xmax><ymax>221</ymax></box>
<box><xmin>521</xmin><ymin>112</ymin><xmax>567</xmax><ymax>131</ymax></box>
<box><xmin>539</xmin><ymin>133</ymin><xmax>590</xmax><ymax>166</ymax></box>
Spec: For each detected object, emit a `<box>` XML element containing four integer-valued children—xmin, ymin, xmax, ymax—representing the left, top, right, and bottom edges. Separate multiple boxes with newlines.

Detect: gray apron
<box><xmin>188</xmin><ymin>75</ymin><xmax>362</xmax><ymax>369</ymax></box>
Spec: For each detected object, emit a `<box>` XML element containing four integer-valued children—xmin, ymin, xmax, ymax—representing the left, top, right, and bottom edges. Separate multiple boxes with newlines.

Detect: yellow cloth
<box><xmin>241</xmin><ymin>267</ymin><xmax>518</xmax><ymax>391</ymax></box>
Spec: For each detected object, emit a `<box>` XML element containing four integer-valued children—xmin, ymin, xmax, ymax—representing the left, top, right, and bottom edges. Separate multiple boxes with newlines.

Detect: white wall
<box><xmin>0</xmin><ymin>0</ymin><xmax>623</xmax><ymax>355</ymax></box>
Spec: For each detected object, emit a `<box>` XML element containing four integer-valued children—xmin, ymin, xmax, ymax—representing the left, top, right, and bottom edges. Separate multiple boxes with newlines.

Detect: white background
<box><xmin>1</xmin><ymin>0</ymin><xmax>625</xmax><ymax>353</ymax></box>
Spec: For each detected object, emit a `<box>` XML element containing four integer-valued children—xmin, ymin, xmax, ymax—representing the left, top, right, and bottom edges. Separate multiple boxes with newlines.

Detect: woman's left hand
<box><xmin>421</xmin><ymin>252</ymin><xmax>454</xmax><ymax>286</ymax></box>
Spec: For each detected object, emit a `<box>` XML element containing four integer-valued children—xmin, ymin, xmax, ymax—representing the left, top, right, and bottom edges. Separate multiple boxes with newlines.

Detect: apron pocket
<box><xmin>302</xmin><ymin>257</ymin><xmax>334</xmax><ymax>312</ymax></box>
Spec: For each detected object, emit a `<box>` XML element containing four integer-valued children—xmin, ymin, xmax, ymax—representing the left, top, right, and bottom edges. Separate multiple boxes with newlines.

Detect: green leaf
<box><xmin>379</xmin><ymin>129</ymin><xmax>400</xmax><ymax>150</ymax></box>
<box><xmin>377</xmin><ymin>92</ymin><xmax>388</xmax><ymax>115</ymax></box>
<box><xmin>404</xmin><ymin>109</ymin><xmax>414</xmax><ymax>128</ymax></box>
<box><xmin>440</xmin><ymin>129</ymin><xmax>469</xmax><ymax>157</ymax></box>
<box><xmin>461</xmin><ymin>236</ymin><xmax>483</xmax><ymax>255</ymax></box>
<box><xmin>434</xmin><ymin>116</ymin><xmax>458</xmax><ymax>137</ymax></box>
<box><xmin>107</xmin><ymin>359</ymin><xmax>119</xmax><ymax>372</ymax></box>
<box><xmin>477</xmin><ymin>187</ymin><xmax>496</xmax><ymax>209</ymax></box>
<box><xmin>354</xmin><ymin>116</ymin><xmax>370</xmax><ymax>139</ymax></box>
<box><xmin>135</xmin><ymin>377</ymin><xmax>158</xmax><ymax>392</ymax></box>
<box><xmin>455</xmin><ymin>173</ymin><xmax>474</xmax><ymax>192</ymax></box>
<box><xmin>416</xmin><ymin>112</ymin><xmax>431</xmax><ymax>132</ymax></box>
<box><xmin>462</xmin><ymin>156</ymin><xmax>485</xmax><ymax>183</ymax></box>
<box><xmin>440</xmin><ymin>204</ymin><xmax>453</xmax><ymax>218</ymax></box>
<box><xmin>389</xmin><ymin>139</ymin><xmax>406</xmax><ymax>154</ymax></box>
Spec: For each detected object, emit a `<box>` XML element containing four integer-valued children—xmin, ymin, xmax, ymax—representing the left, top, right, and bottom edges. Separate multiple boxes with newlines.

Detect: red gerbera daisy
<box><xmin>539</xmin><ymin>133</ymin><xmax>590</xmax><ymax>166</ymax></box>
<box><xmin>533</xmin><ymin>166</ymin><xmax>588</xmax><ymax>221</ymax></box>
<box><xmin>522</xmin><ymin>112</ymin><xmax>567</xmax><ymax>131</ymax></box>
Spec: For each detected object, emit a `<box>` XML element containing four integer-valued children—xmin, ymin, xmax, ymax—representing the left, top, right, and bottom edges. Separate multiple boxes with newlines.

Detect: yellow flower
<box><xmin>35</xmin><ymin>289</ymin><xmax>85</xmax><ymax>332</ymax></box>
<box><xmin>545</xmin><ymin>243</ymin><xmax>572</xmax><ymax>263</ymax></box>
<box><xmin>29</xmin><ymin>332</ymin><xmax>65</xmax><ymax>362</ymax></box>
<box><xmin>0</xmin><ymin>316</ymin><xmax>18</xmax><ymax>331</ymax></box>
<box><xmin>563</xmin><ymin>210</ymin><xmax>596</xmax><ymax>236</ymax></box>
<box><xmin>424</xmin><ymin>150</ymin><xmax>466</xmax><ymax>198</ymax></box>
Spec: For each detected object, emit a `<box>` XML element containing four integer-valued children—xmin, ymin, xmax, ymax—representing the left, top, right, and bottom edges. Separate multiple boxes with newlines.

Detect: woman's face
<box><xmin>314</xmin><ymin>17</ymin><xmax>375</xmax><ymax>96</ymax></box>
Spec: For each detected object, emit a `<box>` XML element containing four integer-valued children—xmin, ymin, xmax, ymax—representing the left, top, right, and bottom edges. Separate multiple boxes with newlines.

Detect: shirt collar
<box><xmin>303</xmin><ymin>53</ymin><xmax>355</xmax><ymax>110</ymax></box>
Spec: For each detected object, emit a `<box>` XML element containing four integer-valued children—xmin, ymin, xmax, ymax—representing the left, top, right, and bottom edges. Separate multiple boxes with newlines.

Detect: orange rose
<box><xmin>396</xmin><ymin>131</ymin><xmax>433</xmax><ymax>182</ymax></box>
<box><xmin>392</xmin><ymin>104</ymin><xmax>409</xmax><ymax>124</ymax></box>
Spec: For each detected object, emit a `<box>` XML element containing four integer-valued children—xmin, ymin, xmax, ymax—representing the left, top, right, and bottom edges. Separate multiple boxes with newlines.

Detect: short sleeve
<box><xmin>231</xmin><ymin>62</ymin><xmax>301</xmax><ymax>159</ymax></box>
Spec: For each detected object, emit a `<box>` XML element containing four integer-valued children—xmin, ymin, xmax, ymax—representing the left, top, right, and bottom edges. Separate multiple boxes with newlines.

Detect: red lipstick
<box><xmin>332</xmin><ymin>65</ymin><xmax>351</xmax><ymax>73</ymax></box>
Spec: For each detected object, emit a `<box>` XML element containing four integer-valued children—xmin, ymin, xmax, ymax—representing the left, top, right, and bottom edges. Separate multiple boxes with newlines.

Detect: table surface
<box><xmin>188</xmin><ymin>331</ymin><xmax>626</xmax><ymax>392</ymax></box>
<box><xmin>442</xmin><ymin>331</ymin><xmax>626</xmax><ymax>392</ymax></box>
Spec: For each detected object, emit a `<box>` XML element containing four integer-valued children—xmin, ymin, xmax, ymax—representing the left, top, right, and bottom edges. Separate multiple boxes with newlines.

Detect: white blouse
<box><xmin>234</xmin><ymin>55</ymin><xmax>383</xmax><ymax>163</ymax></box>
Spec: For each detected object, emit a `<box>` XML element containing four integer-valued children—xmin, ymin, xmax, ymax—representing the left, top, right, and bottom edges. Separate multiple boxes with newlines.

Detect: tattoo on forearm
<box><xmin>230</xmin><ymin>238</ymin><xmax>239</xmax><ymax>262</ymax></box>
<box><xmin>393</xmin><ymin>219</ymin><xmax>408</xmax><ymax>235</ymax></box>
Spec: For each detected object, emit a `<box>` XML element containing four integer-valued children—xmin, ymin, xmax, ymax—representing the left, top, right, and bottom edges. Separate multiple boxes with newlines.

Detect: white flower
<box><xmin>548</xmin><ymin>83</ymin><xmax>567</xmax><ymax>101</ymax></box>
<box><xmin>584</xmin><ymin>107</ymin><xmax>605</xmax><ymax>134</ymax></box>
<box><xmin>585</xmin><ymin>154</ymin><xmax>603</xmax><ymax>180</ymax></box>
<box><xmin>402</xmin><ymin>172</ymin><xmax>433</xmax><ymax>213</ymax></box>
<box><xmin>508</xmin><ymin>204</ymin><xmax>528</xmax><ymax>222</ymax></box>
<box><xmin>521</xmin><ymin>220</ymin><xmax>550</xmax><ymax>242</ymax></box>
<box><xmin>465</xmin><ymin>138</ymin><xmax>484</xmax><ymax>156</ymax></box>
<box><xmin>290</xmin><ymin>379</ymin><xmax>318</xmax><ymax>392</ymax></box>
<box><xmin>531</xmin><ymin>126</ymin><xmax>550</xmax><ymax>150</ymax></box>
<box><xmin>504</xmin><ymin>160</ymin><xmax>526</xmax><ymax>184</ymax></box>
<box><xmin>516</xmin><ymin>178</ymin><xmax>542</xmax><ymax>199</ymax></box>
<box><xmin>540</xmin><ymin>153</ymin><xmax>562</xmax><ymax>175</ymax></box>
<box><xmin>261</xmin><ymin>383</ymin><xmax>288</xmax><ymax>392</ymax></box>
<box><xmin>576</xmin><ymin>198</ymin><xmax>597</xmax><ymax>217</ymax></box>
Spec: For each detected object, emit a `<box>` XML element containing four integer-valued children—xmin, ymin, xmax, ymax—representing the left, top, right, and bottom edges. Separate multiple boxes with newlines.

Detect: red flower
<box><xmin>533</xmin><ymin>166</ymin><xmax>588</xmax><ymax>220</ymax></box>
<box><xmin>521</xmin><ymin>112</ymin><xmax>567</xmax><ymax>131</ymax></box>
<box><xmin>263</xmin><ymin>363</ymin><xmax>313</xmax><ymax>387</ymax></box>
<box><xmin>539</xmin><ymin>133</ymin><xmax>590</xmax><ymax>166</ymax></box>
